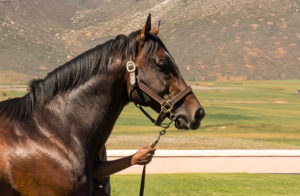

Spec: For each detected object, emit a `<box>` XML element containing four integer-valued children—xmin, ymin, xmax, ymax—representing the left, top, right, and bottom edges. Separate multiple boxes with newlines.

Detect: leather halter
<box><xmin>126</xmin><ymin>60</ymin><xmax>193</xmax><ymax>196</ymax></box>
<box><xmin>126</xmin><ymin>61</ymin><xmax>192</xmax><ymax>126</ymax></box>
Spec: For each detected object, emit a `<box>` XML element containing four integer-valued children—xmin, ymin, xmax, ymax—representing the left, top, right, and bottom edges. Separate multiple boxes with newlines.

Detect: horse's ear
<box><xmin>137</xmin><ymin>13</ymin><xmax>152</xmax><ymax>48</ymax></box>
<box><xmin>151</xmin><ymin>20</ymin><xmax>160</xmax><ymax>35</ymax></box>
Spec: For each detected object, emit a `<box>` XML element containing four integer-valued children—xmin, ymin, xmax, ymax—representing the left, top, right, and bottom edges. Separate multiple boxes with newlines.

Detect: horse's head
<box><xmin>126</xmin><ymin>14</ymin><xmax>205</xmax><ymax>130</ymax></box>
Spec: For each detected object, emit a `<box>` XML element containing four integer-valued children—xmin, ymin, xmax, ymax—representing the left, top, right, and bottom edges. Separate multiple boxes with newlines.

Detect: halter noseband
<box><xmin>126</xmin><ymin>61</ymin><xmax>192</xmax><ymax>126</ymax></box>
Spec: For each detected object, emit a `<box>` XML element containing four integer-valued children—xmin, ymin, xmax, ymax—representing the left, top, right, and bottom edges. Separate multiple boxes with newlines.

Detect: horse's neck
<box><xmin>37</xmin><ymin>69</ymin><xmax>128</xmax><ymax>161</ymax></box>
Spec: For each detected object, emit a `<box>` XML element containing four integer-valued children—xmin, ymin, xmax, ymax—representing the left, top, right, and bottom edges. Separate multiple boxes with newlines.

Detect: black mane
<box><xmin>0</xmin><ymin>32</ymin><xmax>139</xmax><ymax>119</ymax></box>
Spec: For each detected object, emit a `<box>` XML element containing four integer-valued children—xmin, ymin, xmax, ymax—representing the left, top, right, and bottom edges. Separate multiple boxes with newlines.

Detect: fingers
<box><xmin>131</xmin><ymin>145</ymin><xmax>157</xmax><ymax>165</ymax></box>
<box><xmin>145</xmin><ymin>144</ymin><xmax>156</xmax><ymax>150</ymax></box>
<box><xmin>145</xmin><ymin>152</ymin><xmax>154</xmax><ymax>158</ymax></box>
<box><xmin>141</xmin><ymin>146</ymin><xmax>156</xmax><ymax>155</ymax></box>
<box><xmin>146</xmin><ymin>146</ymin><xmax>156</xmax><ymax>152</ymax></box>
<box><xmin>141</xmin><ymin>151</ymin><xmax>155</xmax><ymax>164</ymax></box>
<box><xmin>131</xmin><ymin>144</ymin><xmax>158</xmax><ymax>165</ymax></box>
<box><xmin>138</xmin><ymin>155</ymin><xmax>153</xmax><ymax>165</ymax></box>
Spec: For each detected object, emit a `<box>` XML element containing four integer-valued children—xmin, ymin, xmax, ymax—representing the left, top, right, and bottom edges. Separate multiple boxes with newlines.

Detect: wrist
<box><xmin>130</xmin><ymin>155</ymin><xmax>136</xmax><ymax>165</ymax></box>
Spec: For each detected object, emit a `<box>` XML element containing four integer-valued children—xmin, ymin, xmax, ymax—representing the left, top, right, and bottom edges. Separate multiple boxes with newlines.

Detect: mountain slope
<box><xmin>0</xmin><ymin>0</ymin><xmax>299</xmax><ymax>82</ymax></box>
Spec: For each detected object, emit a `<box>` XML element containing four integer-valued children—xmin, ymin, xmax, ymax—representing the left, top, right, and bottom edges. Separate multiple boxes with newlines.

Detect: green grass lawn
<box><xmin>111</xmin><ymin>173</ymin><xmax>300</xmax><ymax>196</ymax></box>
<box><xmin>1</xmin><ymin>80</ymin><xmax>300</xmax><ymax>149</ymax></box>
<box><xmin>108</xmin><ymin>80</ymin><xmax>300</xmax><ymax>149</ymax></box>
<box><xmin>0</xmin><ymin>90</ymin><xmax>26</xmax><ymax>98</ymax></box>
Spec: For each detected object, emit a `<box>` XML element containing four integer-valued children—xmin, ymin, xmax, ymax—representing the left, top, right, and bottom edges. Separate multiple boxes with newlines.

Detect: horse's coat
<box><xmin>0</xmin><ymin>15</ymin><xmax>204</xmax><ymax>195</ymax></box>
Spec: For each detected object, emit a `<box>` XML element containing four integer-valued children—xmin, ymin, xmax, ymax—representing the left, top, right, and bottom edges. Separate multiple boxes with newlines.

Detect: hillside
<box><xmin>0</xmin><ymin>0</ymin><xmax>300</xmax><ymax>83</ymax></box>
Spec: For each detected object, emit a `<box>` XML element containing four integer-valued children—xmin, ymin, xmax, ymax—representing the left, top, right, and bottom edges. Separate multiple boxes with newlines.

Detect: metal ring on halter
<box><xmin>160</xmin><ymin>130</ymin><xmax>166</xmax><ymax>135</ymax></box>
<box><xmin>126</xmin><ymin>61</ymin><xmax>136</xmax><ymax>72</ymax></box>
<box><xmin>170</xmin><ymin>113</ymin><xmax>176</xmax><ymax>120</ymax></box>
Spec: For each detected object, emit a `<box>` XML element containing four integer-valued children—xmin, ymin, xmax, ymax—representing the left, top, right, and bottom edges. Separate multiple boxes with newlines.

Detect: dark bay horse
<box><xmin>0</xmin><ymin>15</ymin><xmax>205</xmax><ymax>195</ymax></box>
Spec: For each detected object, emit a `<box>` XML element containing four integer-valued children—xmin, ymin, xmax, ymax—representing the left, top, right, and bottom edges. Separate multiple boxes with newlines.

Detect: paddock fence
<box><xmin>107</xmin><ymin>150</ymin><xmax>300</xmax><ymax>174</ymax></box>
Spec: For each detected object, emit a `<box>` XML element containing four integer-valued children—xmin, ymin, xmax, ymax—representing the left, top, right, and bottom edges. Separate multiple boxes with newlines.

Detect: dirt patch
<box><xmin>0</xmin><ymin>92</ymin><xmax>7</xmax><ymax>96</ymax></box>
<box><xmin>272</xmin><ymin>101</ymin><xmax>287</xmax><ymax>104</ymax></box>
<box><xmin>191</xmin><ymin>85</ymin><xmax>250</xmax><ymax>91</ymax></box>
<box><xmin>203</xmin><ymin>100</ymin><xmax>288</xmax><ymax>104</ymax></box>
<box><xmin>0</xmin><ymin>71</ymin><xmax>30</xmax><ymax>85</ymax></box>
<box><xmin>0</xmin><ymin>85</ymin><xmax>28</xmax><ymax>92</ymax></box>
<box><xmin>106</xmin><ymin>135</ymin><xmax>298</xmax><ymax>149</ymax></box>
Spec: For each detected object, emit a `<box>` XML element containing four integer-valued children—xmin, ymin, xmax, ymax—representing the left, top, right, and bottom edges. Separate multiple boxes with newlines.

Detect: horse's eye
<box><xmin>156</xmin><ymin>61</ymin><xmax>166</xmax><ymax>69</ymax></box>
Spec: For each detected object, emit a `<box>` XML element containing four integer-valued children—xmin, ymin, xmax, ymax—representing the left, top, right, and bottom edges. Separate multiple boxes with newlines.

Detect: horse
<box><xmin>0</xmin><ymin>14</ymin><xmax>205</xmax><ymax>195</ymax></box>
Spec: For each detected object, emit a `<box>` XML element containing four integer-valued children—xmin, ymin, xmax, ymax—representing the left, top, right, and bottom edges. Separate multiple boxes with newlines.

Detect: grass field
<box><xmin>108</xmin><ymin>80</ymin><xmax>300</xmax><ymax>149</ymax></box>
<box><xmin>111</xmin><ymin>173</ymin><xmax>300</xmax><ymax>196</ymax></box>
<box><xmin>1</xmin><ymin>80</ymin><xmax>300</xmax><ymax>149</ymax></box>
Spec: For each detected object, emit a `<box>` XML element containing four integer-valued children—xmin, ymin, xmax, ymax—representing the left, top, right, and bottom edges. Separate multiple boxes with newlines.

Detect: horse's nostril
<box><xmin>195</xmin><ymin>108</ymin><xmax>205</xmax><ymax>121</ymax></box>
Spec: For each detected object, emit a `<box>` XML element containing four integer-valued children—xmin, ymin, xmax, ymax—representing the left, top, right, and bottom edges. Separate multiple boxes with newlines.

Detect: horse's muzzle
<box><xmin>175</xmin><ymin>107</ymin><xmax>205</xmax><ymax>130</ymax></box>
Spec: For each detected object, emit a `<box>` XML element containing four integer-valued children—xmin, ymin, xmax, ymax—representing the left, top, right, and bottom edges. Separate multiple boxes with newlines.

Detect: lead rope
<box><xmin>139</xmin><ymin>115</ymin><xmax>175</xmax><ymax>196</ymax></box>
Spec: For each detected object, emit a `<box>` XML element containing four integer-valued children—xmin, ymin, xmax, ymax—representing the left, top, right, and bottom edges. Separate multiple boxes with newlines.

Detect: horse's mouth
<box><xmin>174</xmin><ymin>115</ymin><xmax>201</xmax><ymax>130</ymax></box>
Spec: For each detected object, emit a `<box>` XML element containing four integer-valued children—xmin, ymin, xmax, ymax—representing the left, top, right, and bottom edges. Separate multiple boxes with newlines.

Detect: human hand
<box><xmin>131</xmin><ymin>145</ymin><xmax>156</xmax><ymax>165</ymax></box>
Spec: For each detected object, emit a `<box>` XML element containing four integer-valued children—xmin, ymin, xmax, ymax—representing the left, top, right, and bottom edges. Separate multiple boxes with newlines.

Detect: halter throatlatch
<box><xmin>126</xmin><ymin>61</ymin><xmax>192</xmax><ymax>126</ymax></box>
